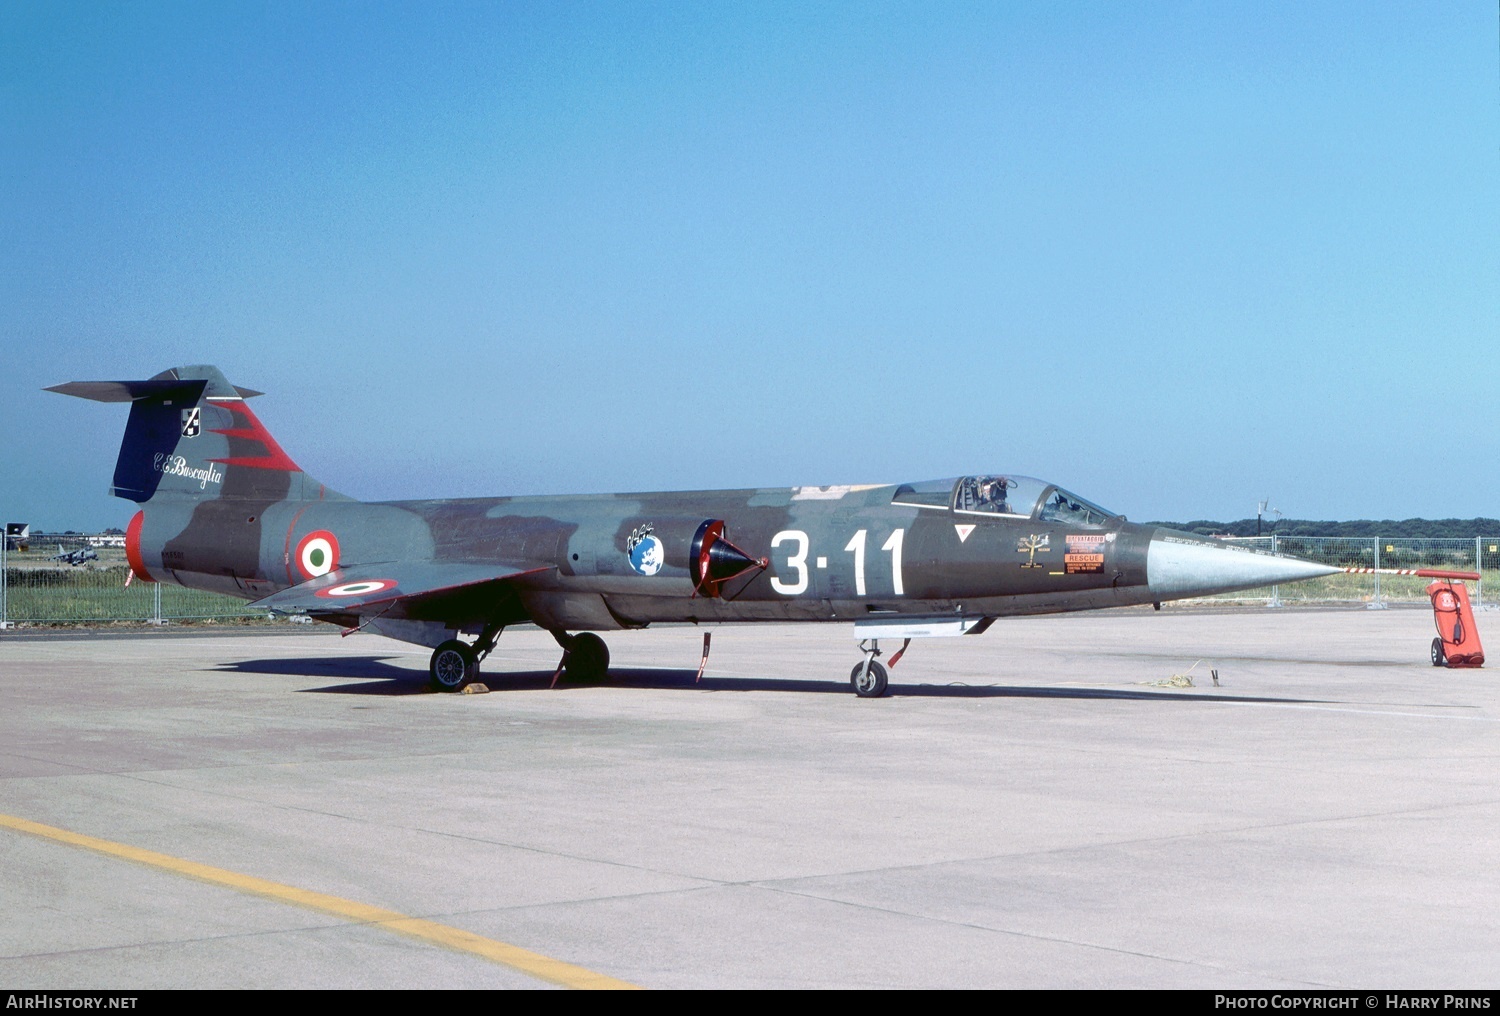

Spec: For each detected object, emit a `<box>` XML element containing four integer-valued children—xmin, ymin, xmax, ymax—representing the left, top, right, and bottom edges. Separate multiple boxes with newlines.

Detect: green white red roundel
<box><xmin>295</xmin><ymin>530</ymin><xmax>340</xmax><ymax>580</ymax></box>
<box><xmin>315</xmin><ymin>578</ymin><xmax>397</xmax><ymax>599</ymax></box>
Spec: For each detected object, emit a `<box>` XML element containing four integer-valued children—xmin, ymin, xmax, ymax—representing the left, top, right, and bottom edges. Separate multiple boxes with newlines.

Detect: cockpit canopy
<box><xmin>891</xmin><ymin>475</ymin><xmax>1117</xmax><ymax>527</ymax></box>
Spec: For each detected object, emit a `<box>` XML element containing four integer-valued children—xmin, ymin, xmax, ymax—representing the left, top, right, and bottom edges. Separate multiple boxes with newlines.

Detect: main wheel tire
<box><xmin>564</xmin><ymin>632</ymin><xmax>610</xmax><ymax>683</ymax></box>
<box><xmin>430</xmin><ymin>639</ymin><xmax>477</xmax><ymax>691</ymax></box>
<box><xmin>850</xmin><ymin>660</ymin><xmax>889</xmax><ymax>698</ymax></box>
<box><xmin>1431</xmin><ymin>637</ymin><xmax>1446</xmax><ymax>668</ymax></box>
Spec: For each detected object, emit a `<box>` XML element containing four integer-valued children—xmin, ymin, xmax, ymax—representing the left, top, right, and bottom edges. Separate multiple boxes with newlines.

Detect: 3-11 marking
<box><xmin>769</xmin><ymin>528</ymin><xmax>904</xmax><ymax>596</ymax></box>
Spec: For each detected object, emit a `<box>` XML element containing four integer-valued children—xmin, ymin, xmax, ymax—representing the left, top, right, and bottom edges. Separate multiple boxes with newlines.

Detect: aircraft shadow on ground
<box><xmin>213</xmin><ymin>655</ymin><xmax>429</xmax><ymax>695</ymax></box>
<box><xmin>213</xmin><ymin>655</ymin><xmax>1328</xmax><ymax>704</ymax></box>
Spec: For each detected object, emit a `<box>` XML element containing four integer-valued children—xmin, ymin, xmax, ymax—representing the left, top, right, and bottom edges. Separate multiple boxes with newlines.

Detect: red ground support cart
<box><xmin>1342</xmin><ymin>567</ymin><xmax>1484</xmax><ymax>669</ymax></box>
<box><xmin>1428</xmin><ymin>576</ymin><xmax>1484</xmax><ymax>668</ymax></box>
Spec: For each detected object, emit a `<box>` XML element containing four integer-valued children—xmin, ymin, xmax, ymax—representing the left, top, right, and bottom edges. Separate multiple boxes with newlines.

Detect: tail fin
<box><xmin>48</xmin><ymin>365</ymin><xmax>346</xmax><ymax>504</ymax></box>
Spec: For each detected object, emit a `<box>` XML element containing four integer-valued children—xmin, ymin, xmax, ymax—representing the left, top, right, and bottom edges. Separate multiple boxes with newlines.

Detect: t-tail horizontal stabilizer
<box><xmin>46</xmin><ymin>380</ymin><xmax>263</xmax><ymax>402</ymax></box>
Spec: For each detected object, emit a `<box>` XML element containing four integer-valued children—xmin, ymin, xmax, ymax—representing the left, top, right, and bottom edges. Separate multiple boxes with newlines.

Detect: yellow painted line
<box><xmin>0</xmin><ymin>812</ymin><xmax>638</xmax><ymax>990</ymax></box>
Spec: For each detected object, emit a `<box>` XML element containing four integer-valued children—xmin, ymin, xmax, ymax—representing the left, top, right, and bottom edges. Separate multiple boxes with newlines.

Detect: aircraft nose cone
<box><xmin>1146</xmin><ymin>532</ymin><xmax>1340</xmax><ymax>599</ymax></box>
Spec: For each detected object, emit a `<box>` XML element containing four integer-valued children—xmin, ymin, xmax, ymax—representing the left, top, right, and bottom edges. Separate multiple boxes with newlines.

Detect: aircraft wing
<box><xmin>249</xmin><ymin>561</ymin><xmax>552</xmax><ymax>626</ymax></box>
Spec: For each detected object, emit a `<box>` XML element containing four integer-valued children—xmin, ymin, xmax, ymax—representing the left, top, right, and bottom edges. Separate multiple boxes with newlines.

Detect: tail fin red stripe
<box><xmin>207</xmin><ymin>404</ymin><xmax>300</xmax><ymax>472</ymax></box>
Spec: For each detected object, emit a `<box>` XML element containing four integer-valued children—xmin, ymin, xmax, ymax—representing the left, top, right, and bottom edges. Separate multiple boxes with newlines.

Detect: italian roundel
<box><xmin>315</xmin><ymin>578</ymin><xmax>398</xmax><ymax>599</ymax></box>
<box><xmin>295</xmin><ymin>530</ymin><xmax>340</xmax><ymax>580</ymax></box>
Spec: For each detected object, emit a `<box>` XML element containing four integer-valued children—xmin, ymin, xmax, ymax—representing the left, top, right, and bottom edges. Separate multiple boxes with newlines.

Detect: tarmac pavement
<box><xmin>1</xmin><ymin>607</ymin><xmax>1496</xmax><ymax>988</ymax></box>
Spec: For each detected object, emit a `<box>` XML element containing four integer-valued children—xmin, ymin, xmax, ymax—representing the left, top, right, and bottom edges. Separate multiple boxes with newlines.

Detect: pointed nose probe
<box><xmin>1146</xmin><ymin>533</ymin><xmax>1341</xmax><ymax>600</ymax></box>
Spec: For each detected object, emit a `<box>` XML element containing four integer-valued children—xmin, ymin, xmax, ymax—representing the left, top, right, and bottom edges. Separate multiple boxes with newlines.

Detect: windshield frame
<box><xmin>1035</xmin><ymin>485</ymin><xmax>1117</xmax><ymax>527</ymax></box>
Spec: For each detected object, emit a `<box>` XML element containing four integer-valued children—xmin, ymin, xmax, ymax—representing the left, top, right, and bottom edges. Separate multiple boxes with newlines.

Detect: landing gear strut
<box><xmin>549</xmin><ymin>630</ymin><xmax>611</xmax><ymax>686</ymax></box>
<box><xmin>428</xmin><ymin>624</ymin><xmax>502</xmax><ymax>692</ymax></box>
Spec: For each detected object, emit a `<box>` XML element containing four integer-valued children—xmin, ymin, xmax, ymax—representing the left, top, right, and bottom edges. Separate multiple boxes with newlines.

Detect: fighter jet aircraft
<box><xmin>50</xmin><ymin>365</ymin><xmax>1338</xmax><ymax>696</ymax></box>
<box><xmin>50</xmin><ymin>544</ymin><xmax>99</xmax><ymax>567</ymax></box>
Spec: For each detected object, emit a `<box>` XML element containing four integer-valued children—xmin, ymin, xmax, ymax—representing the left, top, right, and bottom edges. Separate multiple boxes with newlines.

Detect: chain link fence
<box><xmin>1</xmin><ymin>534</ymin><xmax>263</xmax><ymax>626</ymax></box>
<box><xmin>1211</xmin><ymin>535</ymin><xmax>1496</xmax><ymax>607</ymax></box>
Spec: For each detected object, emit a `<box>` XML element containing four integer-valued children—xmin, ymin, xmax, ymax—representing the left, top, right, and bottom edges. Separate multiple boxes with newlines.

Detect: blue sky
<box><xmin>3</xmin><ymin>1</ymin><xmax>1497</xmax><ymax>530</ymax></box>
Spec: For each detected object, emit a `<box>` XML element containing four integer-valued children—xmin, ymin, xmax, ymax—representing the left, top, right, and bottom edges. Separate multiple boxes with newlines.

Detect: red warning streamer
<box><xmin>1343</xmin><ymin>567</ymin><xmax>1480</xmax><ymax>581</ymax></box>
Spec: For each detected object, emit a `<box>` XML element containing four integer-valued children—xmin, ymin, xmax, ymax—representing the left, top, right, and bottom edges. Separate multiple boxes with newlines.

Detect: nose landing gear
<box><xmin>850</xmin><ymin>638</ymin><xmax>910</xmax><ymax>698</ymax></box>
<box><xmin>850</xmin><ymin>658</ymin><xmax>888</xmax><ymax>698</ymax></box>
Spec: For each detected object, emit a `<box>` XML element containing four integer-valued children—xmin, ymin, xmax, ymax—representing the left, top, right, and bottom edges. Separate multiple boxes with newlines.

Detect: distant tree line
<box><xmin>1143</xmin><ymin>519</ymin><xmax>1500</xmax><ymax>538</ymax></box>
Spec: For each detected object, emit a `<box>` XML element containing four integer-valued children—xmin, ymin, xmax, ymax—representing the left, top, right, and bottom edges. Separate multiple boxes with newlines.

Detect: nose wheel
<box><xmin>850</xmin><ymin>659</ymin><xmax>888</xmax><ymax>697</ymax></box>
<box><xmin>850</xmin><ymin>638</ymin><xmax>907</xmax><ymax>698</ymax></box>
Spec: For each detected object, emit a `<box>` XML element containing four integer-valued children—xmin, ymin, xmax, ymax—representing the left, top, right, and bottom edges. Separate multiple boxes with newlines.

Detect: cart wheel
<box><xmin>1431</xmin><ymin>637</ymin><xmax>1446</xmax><ymax>668</ymax></box>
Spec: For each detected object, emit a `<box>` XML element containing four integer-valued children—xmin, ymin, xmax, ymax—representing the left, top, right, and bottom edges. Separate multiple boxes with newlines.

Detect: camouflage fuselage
<box><xmin>133</xmin><ymin>482</ymin><xmax>1157</xmax><ymax>632</ymax></box>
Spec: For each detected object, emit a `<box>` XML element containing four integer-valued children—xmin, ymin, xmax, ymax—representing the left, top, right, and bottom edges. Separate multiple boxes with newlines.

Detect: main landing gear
<box><xmin>850</xmin><ymin>638</ymin><xmax>911</xmax><ymax>698</ymax></box>
<box><xmin>428</xmin><ymin>624</ymin><xmax>502</xmax><ymax>692</ymax></box>
<box><xmin>549</xmin><ymin>630</ymin><xmax>611</xmax><ymax>686</ymax></box>
<box><xmin>427</xmin><ymin>627</ymin><xmax>614</xmax><ymax>692</ymax></box>
<box><xmin>429</xmin><ymin>640</ymin><xmax>477</xmax><ymax>691</ymax></box>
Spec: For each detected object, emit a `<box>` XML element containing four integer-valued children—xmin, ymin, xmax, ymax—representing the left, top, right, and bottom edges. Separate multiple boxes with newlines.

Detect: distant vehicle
<box><xmin>50</xmin><ymin>544</ymin><xmax>98</xmax><ymax>567</ymax></box>
<box><xmin>51</xmin><ymin>365</ymin><xmax>1338</xmax><ymax>696</ymax></box>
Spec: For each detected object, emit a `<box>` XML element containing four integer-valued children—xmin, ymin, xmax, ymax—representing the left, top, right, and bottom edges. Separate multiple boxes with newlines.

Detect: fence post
<box><xmin>151</xmin><ymin>581</ymin><xmax>163</xmax><ymax>626</ymax></box>
<box><xmin>1</xmin><ymin>531</ymin><xmax>7</xmax><ymax>630</ymax></box>
<box><xmin>1477</xmin><ymin>536</ymin><xmax>1484</xmax><ymax>609</ymax></box>
<box><xmin>1269</xmin><ymin>534</ymin><xmax>1281</xmax><ymax>608</ymax></box>
<box><xmin>1370</xmin><ymin>537</ymin><xmax>1384</xmax><ymax>609</ymax></box>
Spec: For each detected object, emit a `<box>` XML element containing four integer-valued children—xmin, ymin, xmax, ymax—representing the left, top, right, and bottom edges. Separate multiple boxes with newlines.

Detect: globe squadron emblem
<box><xmin>626</xmin><ymin>523</ymin><xmax>665</xmax><ymax>576</ymax></box>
